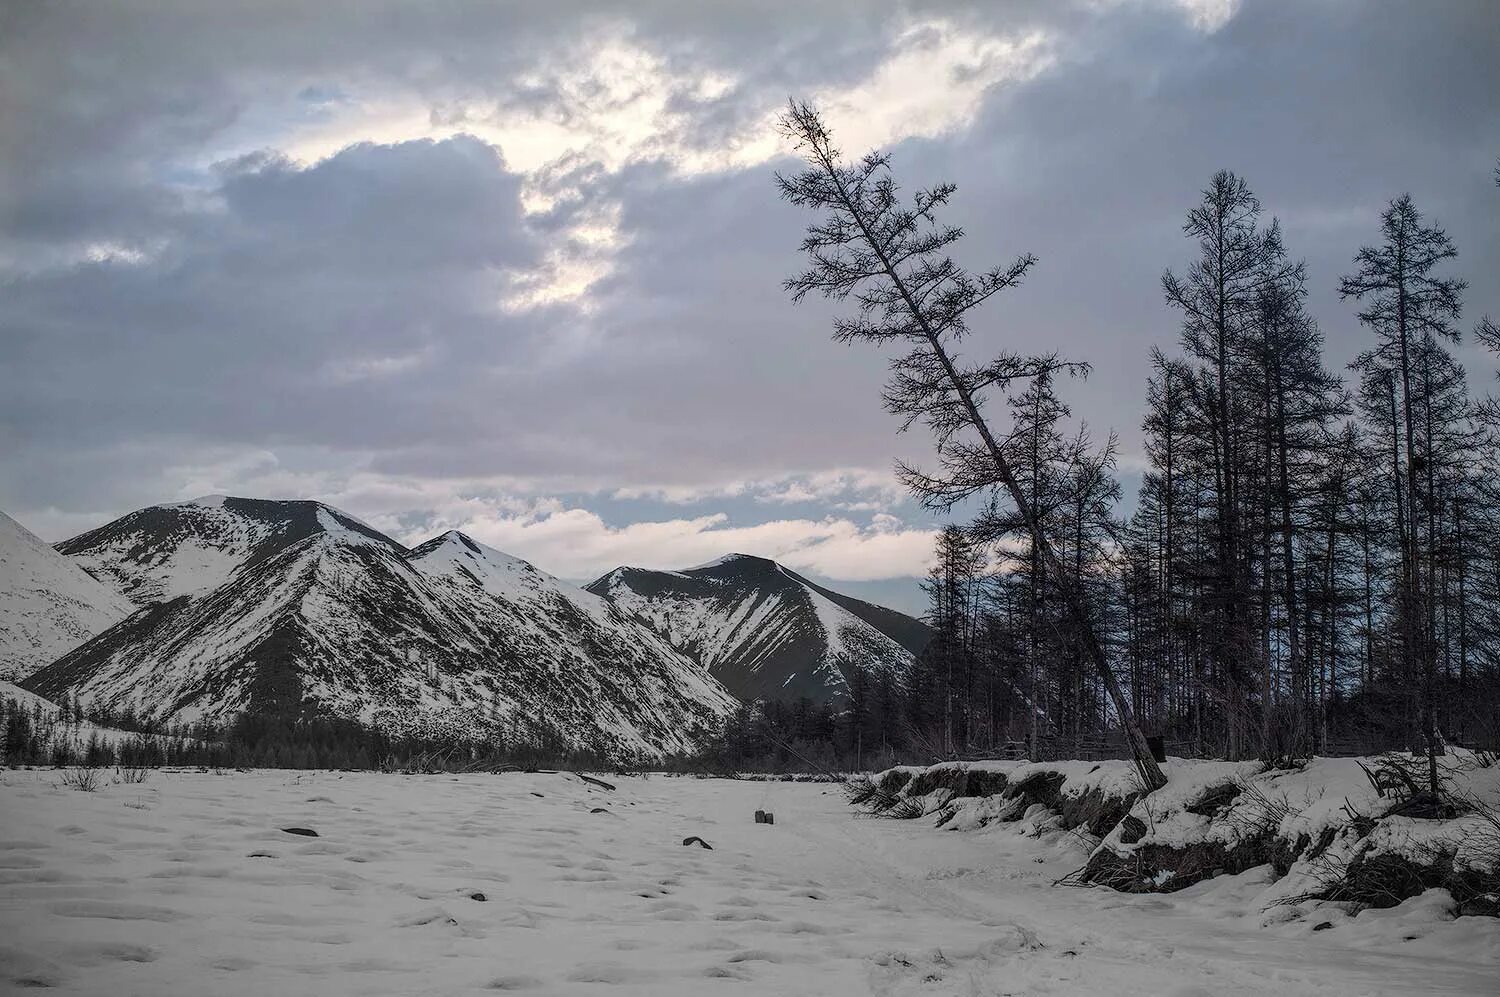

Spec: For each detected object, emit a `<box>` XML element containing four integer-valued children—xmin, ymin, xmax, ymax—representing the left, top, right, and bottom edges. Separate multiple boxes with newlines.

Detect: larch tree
<box><xmin>1340</xmin><ymin>194</ymin><xmax>1468</xmax><ymax>796</ymax></box>
<box><xmin>1161</xmin><ymin>172</ymin><xmax>1301</xmax><ymax>760</ymax></box>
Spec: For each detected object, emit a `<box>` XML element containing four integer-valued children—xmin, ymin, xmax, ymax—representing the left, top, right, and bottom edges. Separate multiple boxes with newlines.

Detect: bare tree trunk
<box><xmin>913</xmin><ymin>328</ymin><xmax>1166</xmax><ymax>787</ymax></box>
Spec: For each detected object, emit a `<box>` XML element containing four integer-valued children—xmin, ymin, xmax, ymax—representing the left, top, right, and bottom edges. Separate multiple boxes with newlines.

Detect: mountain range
<box><xmin>3</xmin><ymin>497</ymin><xmax>929</xmax><ymax>756</ymax></box>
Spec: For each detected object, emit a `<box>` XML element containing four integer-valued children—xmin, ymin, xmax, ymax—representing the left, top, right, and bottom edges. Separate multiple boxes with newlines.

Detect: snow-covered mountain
<box><xmin>586</xmin><ymin>554</ymin><xmax>930</xmax><ymax>705</ymax></box>
<box><xmin>55</xmin><ymin>495</ymin><xmax>397</xmax><ymax>605</ymax></box>
<box><xmin>23</xmin><ymin>498</ymin><xmax>736</xmax><ymax>757</ymax></box>
<box><xmin>0</xmin><ymin>510</ymin><xmax>134</xmax><ymax>680</ymax></box>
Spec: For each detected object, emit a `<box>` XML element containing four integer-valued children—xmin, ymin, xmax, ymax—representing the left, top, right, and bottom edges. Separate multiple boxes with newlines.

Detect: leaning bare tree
<box><xmin>775</xmin><ymin>100</ymin><xmax>1167</xmax><ymax>790</ymax></box>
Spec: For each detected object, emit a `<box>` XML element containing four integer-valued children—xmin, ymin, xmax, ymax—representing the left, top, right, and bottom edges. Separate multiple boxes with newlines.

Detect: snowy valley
<box><xmin>1</xmin><ymin>763</ymin><xmax>1495</xmax><ymax>995</ymax></box>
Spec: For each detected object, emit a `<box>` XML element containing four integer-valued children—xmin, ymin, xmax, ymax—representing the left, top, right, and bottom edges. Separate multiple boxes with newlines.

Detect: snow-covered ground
<box><xmin>0</xmin><ymin>770</ymin><xmax>1494</xmax><ymax>995</ymax></box>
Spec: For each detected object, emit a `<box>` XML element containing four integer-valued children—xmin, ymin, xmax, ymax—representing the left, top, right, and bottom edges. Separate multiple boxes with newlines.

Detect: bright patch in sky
<box><xmin>242</xmin><ymin>18</ymin><xmax>1054</xmax><ymax>310</ymax></box>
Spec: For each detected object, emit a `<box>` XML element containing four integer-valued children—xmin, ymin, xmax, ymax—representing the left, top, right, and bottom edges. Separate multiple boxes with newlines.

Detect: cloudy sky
<box><xmin>1</xmin><ymin>0</ymin><xmax>1496</xmax><ymax>613</ymax></box>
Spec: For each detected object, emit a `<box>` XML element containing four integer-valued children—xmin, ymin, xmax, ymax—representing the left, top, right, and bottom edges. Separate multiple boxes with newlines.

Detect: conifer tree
<box><xmin>1341</xmin><ymin>194</ymin><xmax>1467</xmax><ymax>795</ymax></box>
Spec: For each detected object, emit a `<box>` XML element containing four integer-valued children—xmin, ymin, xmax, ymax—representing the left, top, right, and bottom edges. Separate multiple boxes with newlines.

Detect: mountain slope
<box><xmin>26</xmin><ymin>500</ymin><xmax>735</xmax><ymax>756</ymax></box>
<box><xmin>586</xmin><ymin>553</ymin><xmax>930</xmax><ymax>705</ymax></box>
<box><xmin>0</xmin><ymin>510</ymin><xmax>134</xmax><ymax>680</ymax></box>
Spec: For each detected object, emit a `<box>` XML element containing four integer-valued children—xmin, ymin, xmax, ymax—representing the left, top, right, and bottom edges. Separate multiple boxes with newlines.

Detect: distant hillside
<box><xmin>587</xmin><ymin>553</ymin><xmax>930</xmax><ymax>706</ymax></box>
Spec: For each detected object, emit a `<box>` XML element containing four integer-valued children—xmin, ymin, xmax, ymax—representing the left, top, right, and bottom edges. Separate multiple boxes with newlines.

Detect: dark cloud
<box><xmin>2</xmin><ymin>137</ymin><xmax>542</xmax><ymax>456</ymax></box>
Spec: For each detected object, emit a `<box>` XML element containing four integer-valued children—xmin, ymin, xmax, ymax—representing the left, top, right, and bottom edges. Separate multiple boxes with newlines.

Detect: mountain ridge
<box><xmin>22</xmin><ymin>498</ymin><xmax>737</xmax><ymax>756</ymax></box>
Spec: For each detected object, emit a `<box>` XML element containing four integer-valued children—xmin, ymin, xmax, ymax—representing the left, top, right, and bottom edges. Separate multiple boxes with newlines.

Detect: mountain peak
<box><xmin>408</xmin><ymin>529</ymin><xmax>528</xmax><ymax>567</ymax></box>
<box><xmin>174</xmin><ymin>494</ymin><xmax>229</xmax><ymax>508</ymax></box>
<box><xmin>688</xmin><ymin>552</ymin><xmax>770</xmax><ymax>569</ymax></box>
<box><xmin>586</xmin><ymin>557</ymin><xmax>930</xmax><ymax>706</ymax></box>
<box><xmin>685</xmin><ymin>553</ymin><xmax>782</xmax><ymax>579</ymax></box>
<box><xmin>55</xmin><ymin>495</ymin><xmax>401</xmax><ymax>605</ymax></box>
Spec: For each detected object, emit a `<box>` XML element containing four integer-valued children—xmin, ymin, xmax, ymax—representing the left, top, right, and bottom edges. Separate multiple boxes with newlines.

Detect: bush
<box><xmin>118</xmin><ymin>765</ymin><xmax>151</xmax><ymax>785</ymax></box>
<box><xmin>58</xmin><ymin>767</ymin><xmax>101</xmax><ymax>792</ymax></box>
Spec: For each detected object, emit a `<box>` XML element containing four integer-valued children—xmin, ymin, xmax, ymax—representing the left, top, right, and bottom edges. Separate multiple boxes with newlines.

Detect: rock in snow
<box><xmin>586</xmin><ymin>553</ymin><xmax>930</xmax><ymax>705</ymax></box>
<box><xmin>19</xmin><ymin>497</ymin><xmax>738</xmax><ymax>757</ymax></box>
<box><xmin>0</xmin><ymin>509</ymin><xmax>134</xmax><ymax>680</ymax></box>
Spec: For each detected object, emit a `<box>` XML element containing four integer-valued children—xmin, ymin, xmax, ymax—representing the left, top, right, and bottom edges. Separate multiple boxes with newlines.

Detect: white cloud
<box><xmin>428</xmin><ymin>502</ymin><xmax>937</xmax><ymax>582</ymax></box>
<box><xmin>1169</xmin><ymin>0</ymin><xmax>1240</xmax><ymax>33</ymax></box>
<box><xmin>24</xmin><ymin>448</ymin><xmax>936</xmax><ymax>582</ymax></box>
<box><xmin>818</xmin><ymin>23</ymin><xmax>1053</xmax><ymax>154</ymax></box>
<box><xmin>1088</xmin><ymin>0</ymin><xmax>1240</xmax><ymax>34</ymax></box>
<box><xmin>753</xmin><ymin>468</ymin><xmax>905</xmax><ymax>508</ymax></box>
<box><xmin>321</xmin><ymin>345</ymin><xmax>437</xmax><ymax>384</ymax></box>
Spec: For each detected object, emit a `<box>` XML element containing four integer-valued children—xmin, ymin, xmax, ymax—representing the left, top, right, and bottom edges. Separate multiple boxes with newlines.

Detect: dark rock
<box><xmin>281</xmin><ymin>827</ymin><xmax>318</xmax><ymax>837</ymax></box>
<box><xmin>1118</xmin><ymin>815</ymin><xmax>1148</xmax><ymax>845</ymax></box>
<box><xmin>1185</xmin><ymin>781</ymin><xmax>1243</xmax><ymax>818</ymax></box>
<box><xmin>682</xmin><ymin>836</ymin><xmax>713</xmax><ymax>849</ymax></box>
<box><xmin>1312</xmin><ymin>921</ymin><xmax>1333</xmax><ymax>931</ymax></box>
<box><xmin>470</xmin><ymin>892</ymin><xmax>487</xmax><ymax>902</ymax></box>
<box><xmin>590</xmin><ymin>807</ymin><xmax>610</xmax><ymax>814</ymax></box>
<box><xmin>577</xmin><ymin>774</ymin><xmax>616</xmax><ymax>791</ymax></box>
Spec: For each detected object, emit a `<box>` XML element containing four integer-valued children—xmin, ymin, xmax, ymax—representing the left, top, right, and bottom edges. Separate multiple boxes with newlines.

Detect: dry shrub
<box><xmin>58</xmin><ymin>767</ymin><xmax>101</xmax><ymax>792</ymax></box>
<box><xmin>848</xmin><ymin>765</ymin><xmax>1013</xmax><ymax>820</ymax></box>
<box><xmin>843</xmin><ymin>773</ymin><xmax>925</xmax><ymax>818</ymax></box>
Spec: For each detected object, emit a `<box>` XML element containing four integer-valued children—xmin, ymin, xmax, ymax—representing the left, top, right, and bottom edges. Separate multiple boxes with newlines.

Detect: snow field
<box><xmin>1</xmin><ymin>770</ymin><xmax>1496</xmax><ymax>995</ymax></box>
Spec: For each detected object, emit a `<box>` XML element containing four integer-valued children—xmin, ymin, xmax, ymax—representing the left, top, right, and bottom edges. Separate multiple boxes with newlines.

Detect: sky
<box><xmin>1</xmin><ymin>0</ymin><xmax>1496</xmax><ymax>615</ymax></box>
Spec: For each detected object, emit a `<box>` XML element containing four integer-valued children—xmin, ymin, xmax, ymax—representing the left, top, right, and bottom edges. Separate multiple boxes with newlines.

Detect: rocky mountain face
<box><xmin>586</xmin><ymin>554</ymin><xmax>930</xmax><ymax>706</ymax></box>
<box><xmin>0</xmin><ymin>510</ymin><xmax>134</xmax><ymax>680</ymax></box>
<box><xmin>21</xmin><ymin>497</ymin><xmax>736</xmax><ymax>757</ymax></box>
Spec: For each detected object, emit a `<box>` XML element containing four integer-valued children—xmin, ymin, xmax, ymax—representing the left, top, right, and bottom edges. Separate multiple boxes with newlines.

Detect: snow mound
<box><xmin>855</xmin><ymin>752</ymin><xmax>1500</xmax><ymax>924</ymax></box>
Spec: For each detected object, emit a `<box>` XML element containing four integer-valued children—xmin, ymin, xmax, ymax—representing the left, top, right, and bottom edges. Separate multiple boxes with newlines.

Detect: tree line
<box><xmin>777</xmin><ymin>101</ymin><xmax>1499</xmax><ymax>782</ymax></box>
<box><xmin>1</xmin><ymin>694</ymin><xmax>625</xmax><ymax>772</ymax></box>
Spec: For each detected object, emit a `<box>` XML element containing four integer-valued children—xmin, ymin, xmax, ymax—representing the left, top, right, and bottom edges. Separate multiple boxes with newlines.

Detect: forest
<box><xmin>757</xmin><ymin>102</ymin><xmax>1500</xmax><ymax>781</ymax></box>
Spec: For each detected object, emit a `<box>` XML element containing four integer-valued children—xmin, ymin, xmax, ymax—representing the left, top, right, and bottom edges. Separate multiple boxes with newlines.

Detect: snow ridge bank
<box><xmin>852</xmin><ymin>753</ymin><xmax>1500</xmax><ymax>924</ymax></box>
